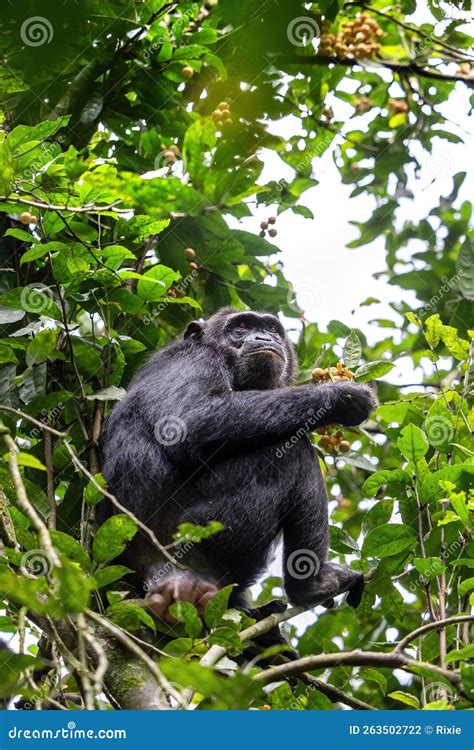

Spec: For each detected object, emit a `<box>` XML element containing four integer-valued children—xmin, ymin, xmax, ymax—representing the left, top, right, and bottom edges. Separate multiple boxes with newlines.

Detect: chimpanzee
<box><xmin>101</xmin><ymin>308</ymin><xmax>376</xmax><ymax>623</ymax></box>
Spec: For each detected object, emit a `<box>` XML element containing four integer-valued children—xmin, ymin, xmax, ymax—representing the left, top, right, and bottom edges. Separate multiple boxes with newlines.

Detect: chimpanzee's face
<box><xmin>184</xmin><ymin>309</ymin><xmax>297</xmax><ymax>390</ymax></box>
<box><xmin>216</xmin><ymin>312</ymin><xmax>293</xmax><ymax>390</ymax></box>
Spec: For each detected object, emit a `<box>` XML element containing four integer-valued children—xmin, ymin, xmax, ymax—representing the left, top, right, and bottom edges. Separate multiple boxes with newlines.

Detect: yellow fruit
<box><xmin>312</xmin><ymin>367</ymin><xmax>325</xmax><ymax>380</ymax></box>
<box><xmin>189</xmin><ymin>261</ymin><xmax>199</xmax><ymax>271</ymax></box>
<box><xmin>184</xmin><ymin>247</ymin><xmax>196</xmax><ymax>260</ymax></box>
<box><xmin>163</xmin><ymin>150</ymin><xmax>176</xmax><ymax>161</ymax></box>
<box><xmin>183</xmin><ymin>66</ymin><xmax>194</xmax><ymax>78</ymax></box>
<box><xmin>19</xmin><ymin>211</ymin><xmax>32</xmax><ymax>224</ymax></box>
<box><xmin>215</xmin><ymin>120</ymin><xmax>223</xmax><ymax>129</ymax></box>
<box><xmin>339</xmin><ymin>440</ymin><xmax>350</xmax><ymax>453</ymax></box>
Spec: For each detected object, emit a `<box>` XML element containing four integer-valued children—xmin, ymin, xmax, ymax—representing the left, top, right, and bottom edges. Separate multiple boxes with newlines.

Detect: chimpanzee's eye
<box><xmin>236</xmin><ymin>322</ymin><xmax>248</xmax><ymax>331</ymax></box>
<box><xmin>269</xmin><ymin>325</ymin><xmax>277</xmax><ymax>333</ymax></box>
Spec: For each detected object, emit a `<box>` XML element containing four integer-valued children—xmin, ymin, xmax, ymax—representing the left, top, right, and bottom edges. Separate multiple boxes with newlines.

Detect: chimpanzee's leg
<box><xmin>282</xmin><ymin>439</ymin><xmax>364</xmax><ymax>609</ymax></box>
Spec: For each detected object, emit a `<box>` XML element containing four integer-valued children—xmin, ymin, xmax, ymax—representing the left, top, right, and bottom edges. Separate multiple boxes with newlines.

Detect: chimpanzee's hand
<box><xmin>146</xmin><ymin>572</ymin><xmax>219</xmax><ymax>624</ymax></box>
<box><xmin>328</xmin><ymin>382</ymin><xmax>377</xmax><ymax>427</ymax></box>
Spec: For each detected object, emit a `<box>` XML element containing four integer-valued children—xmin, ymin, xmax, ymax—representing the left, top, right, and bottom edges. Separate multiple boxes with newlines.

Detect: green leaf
<box><xmin>20</xmin><ymin>241</ymin><xmax>67</xmax><ymax>265</ymax></box>
<box><xmin>14</xmin><ymin>452</ymin><xmax>47</xmax><ymax>471</ymax></box>
<box><xmin>136</xmin><ymin>265</ymin><xmax>180</xmax><ymax>302</ymax></box>
<box><xmin>169</xmin><ymin>601</ymin><xmax>202</xmax><ymax>639</ymax></box>
<box><xmin>51</xmin><ymin>531</ymin><xmax>91</xmax><ymax>571</ymax></box>
<box><xmin>424</xmin><ymin>402</ymin><xmax>454</xmax><ymax>453</ymax></box>
<box><xmin>209</xmin><ymin>627</ymin><xmax>242</xmax><ymax>653</ymax></box>
<box><xmin>445</xmin><ymin>645</ymin><xmax>474</xmax><ymax>664</ymax></box>
<box><xmin>362</xmin><ymin>469</ymin><xmax>411</xmax><ymax>498</ymax></box>
<box><xmin>456</xmin><ymin>238</ymin><xmax>474</xmax><ymax>300</ymax></box>
<box><xmin>343</xmin><ymin>330</ymin><xmax>362</xmax><ymax>369</ymax></box>
<box><xmin>94</xmin><ymin>565</ymin><xmax>133</xmax><ymax>589</ymax></box>
<box><xmin>173</xmin><ymin>521</ymin><xmax>224</xmax><ymax>543</ymax></box>
<box><xmin>86</xmin><ymin>386</ymin><xmax>126</xmax><ymax>401</ymax></box>
<box><xmin>4</xmin><ymin>228</ymin><xmax>35</xmax><ymax>243</ymax></box>
<box><xmin>8</xmin><ymin>116</ymin><xmax>70</xmax><ymax>152</ymax></box>
<box><xmin>329</xmin><ymin>525</ymin><xmax>359</xmax><ymax>553</ymax></box>
<box><xmin>461</xmin><ymin>664</ymin><xmax>474</xmax><ymax>700</ymax></box>
<box><xmin>413</xmin><ymin>557</ymin><xmax>445</xmax><ymax>579</ymax></box>
<box><xmin>57</xmin><ymin>560</ymin><xmax>93</xmax><ymax>613</ymax></box>
<box><xmin>204</xmin><ymin>584</ymin><xmax>234</xmax><ymax>629</ymax></box>
<box><xmin>0</xmin><ymin>141</ymin><xmax>15</xmax><ymax>195</ymax></box>
<box><xmin>424</xmin><ymin>313</ymin><xmax>442</xmax><ymax>348</ymax></box>
<box><xmin>459</xmin><ymin>577</ymin><xmax>474</xmax><ymax>597</ymax></box>
<box><xmin>107</xmin><ymin>602</ymin><xmax>156</xmax><ymax>632</ymax></box>
<box><xmin>388</xmin><ymin>691</ymin><xmax>420</xmax><ymax>708</ymax></box>
<box><xmin>439</xmin><ymin>325</ymin><xmax>470</xmax><ymax>361</ymax></box>
<box><xmin>0</xmin><ymin>651</ymin><xmax>38</xmax><ymax>699</ymax></box>
<box><xmin>397</xmin><ymin>424</ymin><xmax>429</xmax><ymax>463</ymax></box>
<box><xmin>362</xmin><ymin>523</ymin><xmax>417</xmax><ymax>559</ymax></box>
<box><xmin>83</xmin><ymin>474</ymin><xmax>107</xmax><ymax>506</ymax></box>
<box><xmin>92</xmin><ymin>515</ymin><xmax>137</xmax><ymax>564</ymax></box>
<box><xmin>26</xmin><ymin>329</ymin><xmax>57</xmax><ymax>366</ymax></box>
<box><xmin>0</xmin><ymin>287</ymin><xmax>61</xmax><ymax>320</ymax></box>
<box><xmin>354</xmin><ymin>360</ymin><xmax>394</xmax><ymax>382</ymax></box>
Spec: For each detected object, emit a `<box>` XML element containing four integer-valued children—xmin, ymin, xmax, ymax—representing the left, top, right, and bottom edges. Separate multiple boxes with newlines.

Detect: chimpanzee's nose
<box><xmin>255</xmin><ymin>333</ymin><xmax>273</xmax><ymax>343</ymax></box>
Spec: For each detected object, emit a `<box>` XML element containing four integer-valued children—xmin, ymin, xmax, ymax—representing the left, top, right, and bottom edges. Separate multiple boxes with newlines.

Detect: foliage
<box><xmin>0</xmin><ymin>0</ymin><xmax>472</xmax><ymax>711</ymax></box>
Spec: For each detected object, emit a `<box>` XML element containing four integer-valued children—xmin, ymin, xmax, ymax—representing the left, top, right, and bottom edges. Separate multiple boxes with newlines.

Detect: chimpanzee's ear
<box><xmin>184</xmin><ymin>320</ymin><xmax>205</xmax><ymax>340</ymax></box>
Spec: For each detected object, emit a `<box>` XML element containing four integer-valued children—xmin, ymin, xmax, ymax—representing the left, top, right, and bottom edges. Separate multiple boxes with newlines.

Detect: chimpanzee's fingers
<box><xmin>146</xmin><ymin>592</ymin><xmax>169</xmax><ymax>619</ymax></box>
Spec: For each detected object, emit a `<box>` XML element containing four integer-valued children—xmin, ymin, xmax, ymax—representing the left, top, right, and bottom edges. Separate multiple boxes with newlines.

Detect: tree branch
<box><xmin>393</xmin><ymin>615</ymin><xmax>474</xmax><ymax>654</ymax></box>
<box><xmin>253</xmin><ymin>650</ymin><xmax>461</xmax><ymax>689</ymax></box>
<box><xmin>285</xmin><ymin>55</ymin><xmax>474</xmax><ymax>86</ymax></box>
<box><xmin>85</xmin><ymin>608</ymin><xmax>184</xmax><ymax>708</ymax></box>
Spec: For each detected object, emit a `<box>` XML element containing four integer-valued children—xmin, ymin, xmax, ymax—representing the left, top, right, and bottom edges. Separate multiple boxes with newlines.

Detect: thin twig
<box><xmin>0</xmin><ymin>195</ymin><xmax>129</xmax><ymax>214</ymax></box>
<box><xmin>44</xmin><ymin>431</ymin><xmax>56</xmax><ymax>529</ymax></box>
<box><xmin>0</xmin><ymin>420</ymin><xmax>60</xmax><ymax>569</ymax></box>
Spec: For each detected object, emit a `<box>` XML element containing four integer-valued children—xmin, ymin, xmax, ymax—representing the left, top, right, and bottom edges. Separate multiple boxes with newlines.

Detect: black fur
<box><xmin>101</xmin><ymin>308</ymin><xmax>376</xmax><ymax>613</ymax></box>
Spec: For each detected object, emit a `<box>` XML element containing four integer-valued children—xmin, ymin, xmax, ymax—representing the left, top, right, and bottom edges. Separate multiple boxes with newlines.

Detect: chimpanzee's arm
<box><xmin>148</xmin><ymin>358</ymin><xmax>375</xmax><ymax>462</ymax></box>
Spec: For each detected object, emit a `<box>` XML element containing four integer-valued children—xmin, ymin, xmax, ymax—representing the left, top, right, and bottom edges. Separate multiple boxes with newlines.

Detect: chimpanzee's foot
<box><xmin>145</xmin><ymin>572</ymin><xmax>219</xmax><ymax>623</ymax></box>
<box><xmin>286</xmin><ymin>562</ymin><xmax>364</xmax><ymax>609</ymax></box>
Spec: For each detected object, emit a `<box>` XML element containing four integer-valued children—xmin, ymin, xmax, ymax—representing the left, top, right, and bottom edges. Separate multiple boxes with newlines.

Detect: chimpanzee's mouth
<box><xmin>245</xmin><ymin>347</ymin><xmax>285</xmax><ymax>360</ymax></box>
